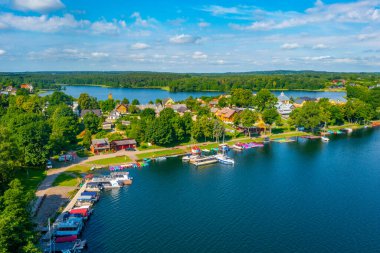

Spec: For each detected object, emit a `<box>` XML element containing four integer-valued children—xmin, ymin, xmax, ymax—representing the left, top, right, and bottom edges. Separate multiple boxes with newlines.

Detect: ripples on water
<box><xmin>83</xmin><ymin>129</ymin><xmax>380</xmax><ymax>253</ymax></box>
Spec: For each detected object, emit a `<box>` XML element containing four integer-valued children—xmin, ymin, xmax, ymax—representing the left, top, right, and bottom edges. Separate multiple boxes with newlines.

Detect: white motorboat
<box><xmin>215</xmin><ymin>154</ymin><xmax>235</xmax><ymax>165</ymax></box>
<box><xmin>321</xmin><ymin>136</ymin><xmax>330</xmax><ymax>142</ymax></box>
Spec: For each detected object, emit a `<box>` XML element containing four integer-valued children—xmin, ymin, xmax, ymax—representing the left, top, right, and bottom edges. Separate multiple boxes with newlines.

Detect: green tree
<box><xmin>78</xmin><ymin>93</ymin><xmax>99</xmax><ymax>110</ymax></box>
<box><xmin>0</xmin><ymin>180</ymin><xmax>38</xmax><ymax>253</ymax></box>
<box><xmin>122</xmin><ymin>98</ymin><xmax>130</xmax><ymax>105</ymax></box>
<box><xmin>16</xmin><ymin>121</ymin><xmax>51</xmax><ymax>166</ymax></box>
<box><xmin>99</xmin><ymin>99</ymin><xmax>116</xmax><ymax>113</ymax></box>
<box><xmin>235</xmin><ymin>109</ymin><xmax>258</xmax><ymax>137</ymax></box>
<box><xmin>140</xmin><ymin>108</ymin><xmax>156</xmax><ymax>119</ymax></box>
<box><xmin>82</xmin><ymin>130</ymin><xmax>92</xmax><ymax>149</ymax></box>
<box><xmin>83</xmin><ymin>112</ymin><xmax>101</xmax><ymax>134</ymax></box>
<box><xmin>48</xmin><ymin>91</ymin><xmax>73</xmax><ymax>106</ymax></box>
<box><xmin>218</xmin><ymin>97</ymin><xmax>229</xmax><ymax>107</ymax></box>
<box><xmin>231</xmin><ymin>88</ymin><xmax>253</xmax><ymax>107</ymax></box>
<box><xmin>262</xmin><ymin>108</ymin><xmax>280</xmax><ymax>134</ymax></box>
<box><xmin>289</xmin><ymin>102</ymin><xmax>323</xmax><ymax>132</ymax></box>
<box><xmin>253</xmin><ymin>89</ymin><xmax>278</xmax><ymax>111</ymax></box>
<box><xmin>213</xmin><ymin>119</ymin><xmax>225</xmax><ymax>142</ymax></box>
<box><xmin>131</xmin><ymin>99</ymin><xmax>140</xmax><ymax>105</ymax></box>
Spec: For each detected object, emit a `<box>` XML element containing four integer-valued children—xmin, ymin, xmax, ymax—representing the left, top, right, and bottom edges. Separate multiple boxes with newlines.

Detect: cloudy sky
<box><xmin>0</xmin><ymin>0</ymin><xmax>379</xmax><ymax>72</ymax></box>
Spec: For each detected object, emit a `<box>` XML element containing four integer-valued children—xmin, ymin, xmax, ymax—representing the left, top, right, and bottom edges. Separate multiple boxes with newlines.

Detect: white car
<box><xmin>46</xmin><ymin>160</ymin><xmax>53</xmax><ymax>169</ymax></box>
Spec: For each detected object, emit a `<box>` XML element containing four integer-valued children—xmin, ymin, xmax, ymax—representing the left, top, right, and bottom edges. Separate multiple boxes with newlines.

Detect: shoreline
<box><xmin>33</xmin><ymin>123</ymin><xmax>378</xmax><ymax>229</ymax></box>
<box><xmin>52</xmin><ymin>84</ymin><xmax>346</xmax><ymax>93</ymax></box>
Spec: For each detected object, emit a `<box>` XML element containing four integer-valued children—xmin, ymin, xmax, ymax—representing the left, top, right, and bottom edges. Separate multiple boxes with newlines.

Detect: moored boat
<box><xmin>155</xmin><ymin>157</ymin><xmax>167</xmax><ymax>162</ymax></box>
<box><xmin>321</xmin><ymin>136</ymin><xmax>330</xmax><ymax>142</ymax></box>
<box><xmin>231</xmin><ymin>144</ymin><xmax>244</xmax><ymax>150</ymax></box>
<box><xmin>215</xmin><ymin>154</ymin><xmax>235</xmax><ymax>165</ymax></box>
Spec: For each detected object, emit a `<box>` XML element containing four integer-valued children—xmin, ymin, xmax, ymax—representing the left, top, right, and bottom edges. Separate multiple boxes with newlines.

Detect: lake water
<box><xmin>42</xmin><ymin>86</ymin><xmax>346</xmax><ymax>103</ymax></box>
<box><xmin>82</xmin><ymin>128</ymin><xmax>380</xmax><ymax>253</ymax></box>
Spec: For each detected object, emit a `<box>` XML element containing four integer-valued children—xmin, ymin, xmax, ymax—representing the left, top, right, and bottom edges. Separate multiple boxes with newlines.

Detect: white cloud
<box><xmin>357</xmin><ymin>33</ymin><xmax>378</xmax><ymax>40</ymax></box>
<box><xmin>130</xmin><ymin>12</ymin><xmax>157</xmax><ymax>27</ymax></box>
<box><xmin>91</xmin><ymin>52</ymin><xmax>109</xmax><ymax>58</ymax></box>
<box><xmin>131</xmin><ymin>43</ymin><xmax>150</xmax><ymax>50</ymax></box>
<box><xmin>0</xmin><ymin>49</ymin><xmax>6</xmax><ymax>56</ymax></box>
<box><xmin>302</xmin><ymin>55</ymin><xmax>332</xmax><ymax>61</ymax></box>
<box><xmin>312</xmin><ymin>43</ymin><xmax>329</xmax><ymax>49</ymax></box>
<box><xmin>198</xmin><ymin>21</ymin><xmax>210</xmax><ymax>27</ymax></box>
<box><xmin>169</xmin><ymin>34</ymin><xmax>201</xmax><ymax>44</ymax></box>
<box><xmin>0</xmin><ymin>13</ymin><xmax>87</xmax><ymax>32</ymax></box>
<box><xmin>281</xmin><ymin>43</ymin><xmax>301</xmax><ymax>50</ymax></box>
<box><xmin>192</xmin><ymin>51</ymin><xmax>208</xmax><ymax>59</ymax></box>
<box><xmin>230</xmin><ymin>0</ymin><xmax>380</xmax><ymax>31</ymax></box>
<box><xmin>12</xmin><ymin>0</ymin><xmax>64</xmax><ymax>13</ymax></box>
<box><xmin>91</xmin><ymin>20</ymin><xmax>123</xmax><ymax>35</ymax></box>
<box><xmin>202</xmin><ymin>5</ymin><xmax>240</xmax><ymax>16</ymax></box>
<box><xmin>0</xmin><ymin>12</ymin><xmax>126</xmax><ymax>34</ymax></box>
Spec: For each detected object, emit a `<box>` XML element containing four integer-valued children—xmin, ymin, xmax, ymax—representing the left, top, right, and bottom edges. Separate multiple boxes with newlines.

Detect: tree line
<box><xmin>1</xmin><ymin>71</ymin><xmax>379</xmax><ymax>92</ymax></box>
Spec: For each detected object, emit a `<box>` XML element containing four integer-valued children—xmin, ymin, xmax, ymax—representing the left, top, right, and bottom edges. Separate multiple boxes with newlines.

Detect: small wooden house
<box><xmin>90</xmin><ymin>138</ymin><xmax>110</xmax><ymax>154</ymax></box>
<box><xmin>110</xmin><ymin>139</ymin><xmax>137</xmax><ymax>151</ymax></box>
<box><xmin>115</xmin><ymin>104</ymin><xmax>129</xmax><ymax>114</ymax></box>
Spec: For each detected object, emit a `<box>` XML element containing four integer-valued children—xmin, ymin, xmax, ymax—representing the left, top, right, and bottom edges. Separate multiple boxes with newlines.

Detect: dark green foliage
<box><xmin>262</xmin><ymin>108</ymin><xmax>280</xmax><ymax>126</ymax></box>
<box><xmin>0</xmin><ymin>180</ymin><xmax>39</xmax><ymax>253</ymax></box>
<box><xmin>231</xmin><ymin>88</ymin><xmax>253</xmax><ymax>107</ymax></box>
<box><xmin>83</xmin><ymin>112</ymin><xmax>101</xmax><ymax>134</ymax></box>
<box><xmin>140</xmin><ymin>108</ymin><xmax>156</xmax><ymax>119</ymax></box>
<box><xmin>78</xmin><ymin>93</ymin><xmax>99</xmax><ymax>110</ymax></box>
<box><xmin>99</xmin><ymin>99</ymin><xmax>116</xmax><ymax>113</ymax></box>
<box><xmin>131</xmin><ymin>99</ymin><xmax>140</xmax><ymax>105</ymax></box>
<box><xmin>47</xmin><ymin>91</ymin><xmax>73</xmax><ymax>106</ymax></box>
<box><xmin>253</xmin><ymin>89</ymin><xmax>278</xmax><ymax>111</ymax></box>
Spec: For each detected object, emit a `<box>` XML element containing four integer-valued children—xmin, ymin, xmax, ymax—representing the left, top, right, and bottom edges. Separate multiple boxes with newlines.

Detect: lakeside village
<box><xmin>0</xmin><ymin>81</ymin><xmax>379</xmax><ymax>253</ymax></box>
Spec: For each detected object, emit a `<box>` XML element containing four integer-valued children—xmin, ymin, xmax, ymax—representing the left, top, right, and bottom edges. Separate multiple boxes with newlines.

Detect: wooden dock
<box><xmin>56</xmin><ymin>183</ymin><xmax>87</xmax><ymax>222</ymax></box>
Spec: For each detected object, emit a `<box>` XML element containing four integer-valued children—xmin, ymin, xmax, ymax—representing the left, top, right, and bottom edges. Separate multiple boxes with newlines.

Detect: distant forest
<box><xmin>0</xmin><ymin>71</ymin><xmax>379</xmax><ymax>92</ymax></box>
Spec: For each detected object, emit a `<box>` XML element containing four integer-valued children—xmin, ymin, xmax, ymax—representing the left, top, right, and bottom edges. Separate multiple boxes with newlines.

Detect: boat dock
<box><xmin>56</xmin><ymin>183</ymin><xmax>87</xmax><ymax>222</ymax></box>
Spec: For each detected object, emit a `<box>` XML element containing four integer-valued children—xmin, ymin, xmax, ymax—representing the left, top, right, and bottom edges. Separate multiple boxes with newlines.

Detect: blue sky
<box><xmin>0</xmin><ymin>0</ymin><xmax>379</xmax><ymax>72</ymax></box>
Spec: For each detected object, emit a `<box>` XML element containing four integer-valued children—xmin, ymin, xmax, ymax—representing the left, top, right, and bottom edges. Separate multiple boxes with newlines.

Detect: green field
<box><xmin>136</xmin><ymin>149</ymin><xmax>186</xmax><ymax>160</ymax></box>
<box><xmin>53</xmin><ymin>173</ymin><xmax>80</xmax><ymax>187</ymax></box>
<box><xmin>17</xmin><ymin>169</ymin><xmax>47</xmax><ymax>192</ymax></box>
<box><xmin>86</xmin><ymin>155</ymin><xmax>132</xmax><ymax>165</ymax></box>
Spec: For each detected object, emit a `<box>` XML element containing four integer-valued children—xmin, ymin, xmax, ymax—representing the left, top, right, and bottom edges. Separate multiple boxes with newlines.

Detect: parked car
<box><xmin>46</xmin><ymin>160</ymin><xmax>53</xmax><ymax>169</ymax></box>
<box><xmin>125</xmin><ymin>148</ymin><xmax>135</xmax><ymax>151</ymax></box>
<box><xmin>58</xmin><ymin>154</ymin><xmax>73</xmax><ymax>162</ymax></box>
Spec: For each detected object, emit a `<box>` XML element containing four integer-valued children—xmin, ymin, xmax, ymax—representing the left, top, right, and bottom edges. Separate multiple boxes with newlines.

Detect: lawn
<box><xmin>53</xmin><ymin>173</ymin><xmax>81</xmax><ymax>187</ymax></box>
<box><xmin>86</xmin><ymin>155</ymin><xmax>132</xmax><ymax>165</ymax></box>
<box><xmin>67</xmin><ymin>164</ymin><xmax>92</xmax><ymax>174</ymax></box>
<box><xmin>17</xmin><ymin>169</ymin><xmax>47</xmax><ymax>192</ymax></box>
<box><xmin>136</xmin><ymin>148</ymin><xmax>186</xmax><ymax>160</ymax></box>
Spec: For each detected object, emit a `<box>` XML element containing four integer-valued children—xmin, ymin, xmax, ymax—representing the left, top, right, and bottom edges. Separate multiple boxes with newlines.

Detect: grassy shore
<box><xmin>136</xmin><ymin>148</ymin><xmax>186</xmax><ymax>160</ymax></box>
<box><xmin>86</xmin><ymin>155</ymin><xmax>132</xmax><ymax>165</ymax></box>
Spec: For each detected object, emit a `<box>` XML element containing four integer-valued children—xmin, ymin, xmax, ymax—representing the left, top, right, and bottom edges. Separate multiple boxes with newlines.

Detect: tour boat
<box><xmin>55</xmin><ymin>217</ymin><xmax>84</xmax><ymax>237</ymax></box>
<box><xmin>321</xmin><ymin>136</ymin><xmax>330</xmax><ymax>142</ymax></box>
<box><xmin>215</xmin><ymin>154</ymin><xmax>235</xmax><ymax>165</ymax></box>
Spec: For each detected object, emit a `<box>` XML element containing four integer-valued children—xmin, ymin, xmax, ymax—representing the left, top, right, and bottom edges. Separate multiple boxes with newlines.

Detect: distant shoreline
<box><xmin>54</xmin><ymin>84</ymin><xmax>346</xmax><ymax>93</ymax></box>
